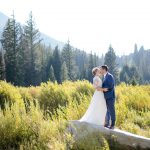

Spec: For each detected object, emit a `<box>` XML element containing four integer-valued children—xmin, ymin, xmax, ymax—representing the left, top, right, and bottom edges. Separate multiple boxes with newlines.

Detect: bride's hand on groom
<box><xmin>103</xmin><ymin>88</ymin><xmax>108</xmax><ymax>92</ymax></box>
<box><xmin>96</xmin><ymin>87</ymin><xmax>108</xmax><ymax>92</ymax></box>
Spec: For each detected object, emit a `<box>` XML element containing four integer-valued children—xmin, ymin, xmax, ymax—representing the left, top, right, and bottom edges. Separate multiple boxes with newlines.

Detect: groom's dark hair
<box><xmin>101</xmin><ymin>65</ymin><xmax>108</xmax><ymax>71</ymax></box>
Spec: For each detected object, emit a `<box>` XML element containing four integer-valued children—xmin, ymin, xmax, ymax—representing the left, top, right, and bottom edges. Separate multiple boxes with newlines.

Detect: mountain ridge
<box><xmin>0</xmin><ymin>11</ymin><xmax>65</xmax><ymax>49</ymax></box>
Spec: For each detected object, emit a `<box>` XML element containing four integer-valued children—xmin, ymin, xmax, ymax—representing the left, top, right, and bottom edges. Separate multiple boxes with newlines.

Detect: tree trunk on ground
<box><xmin>68</xmin><ymin>120</ymin><xmax>150</xmax><ymax>150</ymax></box>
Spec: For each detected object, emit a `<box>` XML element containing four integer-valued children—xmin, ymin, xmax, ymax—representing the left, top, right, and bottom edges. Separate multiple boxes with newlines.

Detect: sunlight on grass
<box><xmin>0</xmin><ymin>80</ymin><xmax>149</xmax><ymax>149</ymax></box>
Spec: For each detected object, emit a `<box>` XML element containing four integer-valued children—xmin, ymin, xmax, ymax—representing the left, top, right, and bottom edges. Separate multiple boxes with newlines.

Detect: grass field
<box><xmin>0</xmin><ymin>80</ymin><xmax>149</xmax><ymax>149</ymax></box>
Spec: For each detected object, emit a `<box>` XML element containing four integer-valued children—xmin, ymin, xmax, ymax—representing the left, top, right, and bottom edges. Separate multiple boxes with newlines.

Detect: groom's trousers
<box><xmin>105</xmin><ymin>98</ymin><xmax>116</xmax><ymax>126</ymax></box>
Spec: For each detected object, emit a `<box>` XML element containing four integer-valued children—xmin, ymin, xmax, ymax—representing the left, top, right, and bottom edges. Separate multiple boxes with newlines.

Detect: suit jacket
<box><xmin>102</xmin><ymin>72</ymin><xmax>115</xmax><ymax>100</ymax></box>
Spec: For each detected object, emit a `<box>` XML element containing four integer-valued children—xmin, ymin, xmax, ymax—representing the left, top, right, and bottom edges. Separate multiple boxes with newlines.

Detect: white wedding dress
<box><xmin>79</xmin><ymin>76</ymin><xmax>107</xmax><ymax>125</ymax></box>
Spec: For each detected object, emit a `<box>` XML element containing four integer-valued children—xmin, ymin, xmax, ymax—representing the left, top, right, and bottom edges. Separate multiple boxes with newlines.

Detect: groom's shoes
<box><xmin>104</xmin><ymin>124</ymin><xmax>115</xmax><ymax>129</ymax></box>
<box><xmin>104</xmin><ymin>124</ymin><xmax>110</xmax><ymax>129</ymax></box>
<box><xmin>109</xmin><ymin>126</ymin><xmax>115</xmax><ymax>130</ymax></box>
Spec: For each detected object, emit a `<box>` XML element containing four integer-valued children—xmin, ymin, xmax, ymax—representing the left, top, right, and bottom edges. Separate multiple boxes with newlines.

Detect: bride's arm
<box><xmin>93</xmin><ymin>80</ymin><xmax>99</xmax><ymax>89</ymax></box>
<box><xmin>93</xmin><ymin>77</ymin><xmax>102</xmax><ymax>89</ymax></box>
<box><xmin>96</xmin><ymin>87</ymin><xmax>108</xmax><ymax>92</ymax></box>
<box><xmin>93</xmin><ymin>77</ymin><xmax>108</xmax><ymax>91</ymax></box>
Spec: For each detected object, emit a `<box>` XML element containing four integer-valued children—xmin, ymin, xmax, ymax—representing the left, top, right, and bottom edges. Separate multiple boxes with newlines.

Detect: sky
<box><xmin>0</xmin><ymin>0</ymin><xmax>150</xmax><ymax>56</ymax></box>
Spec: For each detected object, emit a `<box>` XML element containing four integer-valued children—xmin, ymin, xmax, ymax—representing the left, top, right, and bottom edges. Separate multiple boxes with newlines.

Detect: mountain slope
<box><xmin>0</xmin><ymin>12</ymin><xmax>9</xmax><ymax>35</ymax></box>
<box><xmin>40</xmin><ymin>33</ymin><xmax>64</xmax><ymax>49</ymax></box>
<box><xmin>0</xmin><ymin>11</ymin><xmax>65</xmax><ymax>49</ymax></box>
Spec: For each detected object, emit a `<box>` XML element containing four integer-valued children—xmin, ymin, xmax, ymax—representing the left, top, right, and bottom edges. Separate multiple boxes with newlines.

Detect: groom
<box><xmin>97</xmin><ymin>65</ymin><xmax>116</xmax><ymax>129</ymax></box>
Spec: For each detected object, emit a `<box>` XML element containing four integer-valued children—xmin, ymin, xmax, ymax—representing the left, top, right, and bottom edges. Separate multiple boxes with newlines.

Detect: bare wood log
<box><xmin>69</xmin><ymin>120</ymin><xmax>150</xmax><ymax>150</ymax></box>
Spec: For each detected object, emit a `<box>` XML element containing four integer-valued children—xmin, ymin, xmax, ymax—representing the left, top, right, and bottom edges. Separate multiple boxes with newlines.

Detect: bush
<box><xmin>0</xmin><ymin>80</ymin><xmax>150</xmax><ymax>149</ymax></box>
<box><xmin>115</xmin><ymin>84</ymin><xmax>150</xmax><ymax>137</ymax></box>
<box><xmin>39</xmin><ymin>80</ymin><xmax>93</xmax><ymax>114</ymax></box>
<box><xmin>0</xmin><ymin>101</ymin><xmax>73</xmax><ymax>150</ymax></box>
<box><xmin>0</xmin><ymin>81</ymin><xmax>24</xmax><ymax>109</ymax></box>
<box><xmin>39</xmin><ymin>82</ymin><xmax>70</xmax><ymax>113</ymax></box>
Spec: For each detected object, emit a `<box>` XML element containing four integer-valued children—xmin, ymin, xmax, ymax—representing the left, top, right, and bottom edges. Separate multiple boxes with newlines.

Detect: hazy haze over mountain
<box><xmin>0</xmin><ymin>11</ymin><xmax>65</xmax><ymax>49</ymax></box>
<box><xmin>1</xmin><ymin>0</ymin><xmax>150</xmax><ymax>56</ymax></box>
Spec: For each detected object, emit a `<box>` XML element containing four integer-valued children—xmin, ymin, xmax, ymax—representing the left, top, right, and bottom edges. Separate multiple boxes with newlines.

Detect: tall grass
<box><xmin>0</xmin><ymin>101</ymin><xmax>73</xmax><ymax>150</ymax></box>
<box><xmin>0</xmin><ymin>80</ymin><xmax>149</xmax><ymax>149</ymax></box>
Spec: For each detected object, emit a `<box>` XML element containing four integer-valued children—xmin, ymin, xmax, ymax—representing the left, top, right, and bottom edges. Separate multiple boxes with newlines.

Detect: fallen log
<box><xmin>68</xmin><ymin>120</ymin><xmax>150</xmax><ymax>150</ymax></box>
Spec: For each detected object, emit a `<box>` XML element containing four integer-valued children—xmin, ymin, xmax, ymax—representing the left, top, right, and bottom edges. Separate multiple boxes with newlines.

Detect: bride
<box><xmin>79</xmin><ymin>67</ymin><xmax>107</xmax><ymax>126</ymax></box>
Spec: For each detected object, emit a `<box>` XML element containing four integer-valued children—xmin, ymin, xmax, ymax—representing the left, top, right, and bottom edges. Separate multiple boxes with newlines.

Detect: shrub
<box><xmin>39</xmin><ymin>82</ymin><xmax>70</xmax><ymax>113</ymax></box>
<box><xmin>0</xmin><ymin>80</ymin><xmax>150</xmax><ymax>149</ymax></box>
<box><xmin>0</xmin><ymin>101</ymin><xmax>73</xmax><ymax>150</ymax></box>
<box><xmin>0</xmin><ymin>81</ymin><xmax>24</xmax><ymax>109</ymax></box>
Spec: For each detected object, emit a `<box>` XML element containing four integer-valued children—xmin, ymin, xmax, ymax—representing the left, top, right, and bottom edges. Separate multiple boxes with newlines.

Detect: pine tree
<box><xmin>62</xmin><ymin>40</ymin><xmax>76</xmax><ymax>80</ymax></box>
<box><xmin>120</xmin><ymin>64</ymin><xmax>140</xmax><ymax>84</ymax></box>
<box><xmin>88</xmin><ymin>52</ymin><xmax>94</xmax><ymax>82</ymax></box>
<box><xmin>133</xmin><ymin>44</ymin><xmax>139</xmax><ymax>66</ymax></box>
<box><xmin>1</xmin><ymin>13</ymin><xmax>21</xmax><ymax>85</ymax></box>
<box><xmin>39</xmin><ymin>44</ymin><xmax>48</xmax><ymax>82</ymax></box>
<box><xmin>104</xmin><ymin>45</ymin><xmax>120</xmax><ymax>84</ymax></box>
<box><xmin>0</xmin><ymin>48</ymin><xmax>5</xmax><ymax>80</ymax></box>
<box><xmin>73</xmin><ymin>49</ymin><xmax>88</xmax><ymax>79</ymax></box>
<box><xmin>101</xmin><ymin>54</ymin><xmax>105</xmax><ymax>65</ymax></box>
<box><xmin>52</xmin><ymin>45</ymin><xmax>61</xmax><ymax>83</ymax></box>
<box><xmin>93</xmin><ymin>53</ymin><xmax>98</xmax><ymax>66</ymax></box>
<box><xmin>15</xmin><ymin>26</ymin><xmax>26</xmax><ymax>85</ymax></box>
<box><xmin>120</xmin><ymin>65</ymin><xmax>130</xmax><ymax>83</ymax></box>
<box><xmin>80</xmin><ymin>52</ymin><xmax>88</xmax><ymax>79</ymax></box>
<box><xmin>49</xmin><ymin>65</ymin><xmax>55</xmax><ymax>82</ymax></box>
<box><xmin>45</xmin><ymin>45</ymin><xmax>53</xmax><ymax>81</ymax></box>
<box><xmin>61</xmin><ymin>61</ymin><xmax>68</xmax><ymax>82</ymax></box>
<box><xmin>123</xmin><ymin>72</ymin><xmax>129</xmax><ymax>83</ymax></box>
<box><xmin>24</xmin><ymin>11</ymin><xmax>41</xmax><ymax>86</ymax></box>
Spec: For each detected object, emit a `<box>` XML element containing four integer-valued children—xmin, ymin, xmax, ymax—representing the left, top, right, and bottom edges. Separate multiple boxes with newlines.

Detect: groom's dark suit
<box><xmin>102</xmin><ymin>72</ymin><xmax>116</xmax><ymax>127</ymax></box>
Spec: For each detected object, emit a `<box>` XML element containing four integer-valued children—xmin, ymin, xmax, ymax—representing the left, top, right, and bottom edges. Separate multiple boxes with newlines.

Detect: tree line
<box><xmin>0</xmin><ymin>12</ymin><xmax>149</xmax><ymax>86</ymax></box>
<box><xmin>118</xmin><ymin>44</ymin><xmax>150</xmax><ymax>85</ymax></box>
<box><xmin>0</xmin><ymin>12</ymin><xmax>104</xmax><ymax>86</ymax></box>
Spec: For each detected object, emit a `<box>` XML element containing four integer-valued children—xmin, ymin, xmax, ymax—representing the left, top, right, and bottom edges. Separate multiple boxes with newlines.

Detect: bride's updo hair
<box><xmin>92</xmin><ymin>67</ymin><xmax>99</xmax><ymax>75</ymax></box>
